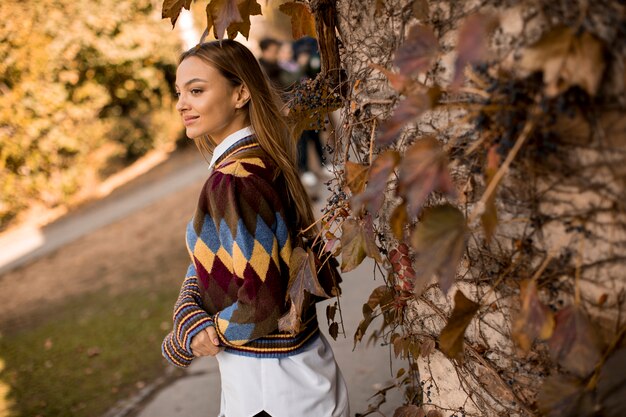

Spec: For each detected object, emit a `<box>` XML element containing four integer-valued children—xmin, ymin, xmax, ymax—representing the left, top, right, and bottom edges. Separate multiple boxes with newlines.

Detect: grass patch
<box><xmin>0</xmin><ymin>284</ymin><xmax>182</xmax><ymax>417</ymax></box>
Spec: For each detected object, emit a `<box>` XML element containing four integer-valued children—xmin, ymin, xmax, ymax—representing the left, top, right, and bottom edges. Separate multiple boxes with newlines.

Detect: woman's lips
<box><xmin>183</xmin><ymin>116</ymin><xmax>199</xmax><ymax>126</ymax></box>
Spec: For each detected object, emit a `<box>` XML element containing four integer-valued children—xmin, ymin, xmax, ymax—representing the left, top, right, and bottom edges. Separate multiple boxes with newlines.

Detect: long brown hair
<box><xmin>179</xmin><ymin>40</ymin><xmax>316</xmax><ymax>238</ymax></box>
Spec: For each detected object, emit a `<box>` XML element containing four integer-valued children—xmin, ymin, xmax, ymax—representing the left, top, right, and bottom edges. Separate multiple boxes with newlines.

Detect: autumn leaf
<box><xmin>283</xmin><ymin>246</ymin><xmax>330</xmax><ymax>323</ymax></box>
<box><xmin>340</xmin><ymin>216</ymin><xmax>382</xmax><ymax>272</ymax></box>
<box><xmin>162</xmin><ymin>0</ymin><xmax>192</xmax><ymax>27</ymax></box>
<box><xmin>411</xmin><ymin>0</ymin><xmax>429</xmax><ymax>21</ymax></box>
<box><xmin>279</xmin><ymin>2</ymin><xmax>317</xmax><ymax>39</ymax></box>
<box><xmin>377</xmin><ymin>87</ymin><xmax>441</xmax><ymax>145</ymax></box>
<box><xmin>393</xmin><ymin>405</ymin><xmax>425</xmax><ymax>417</ymax></box>
<box><xmin>439</xmin><ymin>290</ymin><xmax>480</xmax><ymax>361</ymax></box>
<box><xmin>328</xmin><ymin>322</ymin><xmax>339</xmax><ymax>340</ymax></box>
<box><xmin>370</xmin><ymin>64</ymin><xmax>411</xmax><ymax>93</ymax></box>
<box><xmin>394</xmin><ymin>24</ymin><xmax>438</xmax><ymax>76</ymax></box>
<box><xmin>391</xmin><ymin>201</ymin><xmax>408</xmax><ymax>240</ymax></box>
<box><xmin>548</xmin><ymin>305</ymin><xmax>604</xmax><ymax>378</ymax></box>
<box><xmin>278</xmin><ymin>303</ymin><xmax>301</xmax><ymax>333</ymax></box>
<box><xmin>398</xmin><ymin>136</ymin><xmax>455</xmax><ymax>216</ymax></box>
<box><xmin>345</xmin><ymin>161</ymin><xmax>369</xmax><ymax>195</ymax></box>
<box><xmin>537</xmin><ymin>374</ymin><xmax>594</xmax><ymax>417</ymax></box>
<box><xmin>366</xmin><ymin>285</ymin><xmax>394</xmax><ymax>310</ymax></box>
<box><xmin>411</xmin><ymin>204</ymin><xmax>467</xmax><ymax>295</ymax></box>
<box><xmin>512</xmin><ymin>280</ymin><xmax>555</xmax><ymax>352</ymax></box>
<box><xmin>451</xmin><ymin>13</ymin><xmax>497</xmax><ymax>89</ymax></box>
<box><xmin>351</xmin><ymin>150</ymin><xmax>401</xmax><ymax>214</ymax></box>
<box><xmin>481</xmin><ymin>145</ymin><xmax>500</xmax><ymax>242</ymax></box>
<box><xmin>597</xmin><ymin>349</ymin><xmax>626</xmax><ymax>417</ymax></box>
<box><xmin>206</xmin><ymin>0</ymin><xmax>243</xmax><ymax>40</ymax></box>
<box><xmin>520</xmin><ymin>26</ymin><xmax>606</xmax><ymax>97</ymax></box>
<box><xmin>226</xmin><ymin>0</ymin><xmax>262</xmax><ymax>40</ymax></box>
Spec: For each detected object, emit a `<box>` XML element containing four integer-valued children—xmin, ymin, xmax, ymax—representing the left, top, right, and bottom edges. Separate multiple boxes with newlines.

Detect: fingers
<box><xmin>191</xmin><ymin>326</ymin><xmax>222</xmax><ymax>357</ymax></box>
<box><xmin>206</xmin><ymin>326</ymin><xmax>220</xmax><ymax>346</ymax></box>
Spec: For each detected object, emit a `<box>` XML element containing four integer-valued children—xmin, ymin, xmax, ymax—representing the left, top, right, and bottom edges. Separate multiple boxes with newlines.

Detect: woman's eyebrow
<box><xmin>175</xmin><ymin>78</ymin><xmax>208</xmax><ymax>89</ymax></box>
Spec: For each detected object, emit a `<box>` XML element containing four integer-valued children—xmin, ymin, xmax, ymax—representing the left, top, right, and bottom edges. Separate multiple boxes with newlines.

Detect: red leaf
<box><xmin>351</xmin><ymin>150</ymin><xmax>401</xmax><ymax>214</ymax></box>
<box><xmin>162</xmin><ymin>0</ymin><xmax>192</xmax><ymax>27</ymax></box>
<box><xmin>340</xmin><ymin>216</ymin><xmax>382</xmax><ymax>272</ymax></box>
<box><xmin>394</xmin><ymin>24</ymin><xmax>438</xmax><ymax>75</ymax></box>
<box><xmin>451</xmin><ymin>13</ymin><xmax>497</xmax><ymax>89</ymax></box>
<box><xmin>345</xmin><ymin>161</ymin><xmax>369</xmax><ymax>195</ymax></box>
<box><xmin>377</xmin><ymin>87</ymin><xmax>441</xmax><ymax>145</ymax></box>
<box><xmin>398</xmin><ymin>136</ymin><xmax>455</xmax><ymax>216</ymax></box>
<box><xmin>226</xmin><ymin>0</ymin><xmax>262</xmax><ymax>40</ymax></box>
<box><xmin>410</xmin><ymin>204</ymin><xmax>467</xmax><ymax>295</ymax></box>
<box><xmin>548</xmin><ymin>305</ymin><xmax>604</xmax><ymax>378</ymax></box>
<box><xmin>481</xmin><ymin>145</ymin><xmax>500</xmax><ymax>242</ymax></box>
<box><xmin>279</xmin><ymin>2</ymin><xmax>317</xmax><ymax>39</ymax></box>
<box><xmin>512</xmin><ymin>280</ymin><xmax>555</xmax><ymax>352</ymax></box>
<box><xmin>439</xmin><ymin>290</ymin><xmax>480</xmax><ymax>360</ymax></box>
<box><xmin>206</xmin><ymin>0</ymin><xmax>243</xmax><ymax>40</ymax></box>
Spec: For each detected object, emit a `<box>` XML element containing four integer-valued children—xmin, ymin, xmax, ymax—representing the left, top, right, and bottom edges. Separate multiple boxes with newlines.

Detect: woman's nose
<box><xmin>175</xmin><ymin>94</ymin><xmax>188</xmax><ymax>112</ymax></box>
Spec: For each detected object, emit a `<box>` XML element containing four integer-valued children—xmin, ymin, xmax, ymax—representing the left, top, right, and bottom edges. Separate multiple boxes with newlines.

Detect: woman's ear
<box><xmin>235</xmin><ymin>83</ymin><xmax>251</xmax><ymax>109</ymax></box>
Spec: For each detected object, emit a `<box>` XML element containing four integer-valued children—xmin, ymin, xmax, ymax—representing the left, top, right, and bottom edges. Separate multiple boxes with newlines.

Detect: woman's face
<box><xmin>175</xmin><ymin>56</ymin><xmax>247</xmax><ymax>142</ymax></box>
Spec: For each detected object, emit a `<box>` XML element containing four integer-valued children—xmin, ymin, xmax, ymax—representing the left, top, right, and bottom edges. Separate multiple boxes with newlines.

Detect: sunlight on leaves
<box><xmin>279</xmin><ymin>2</ymin><xmax>317</xmax><ymax>39</ymax></box>
<box><xmin>206</xmin><ymin>0</ymin><xmax>243</xmax><ymax>40</ymax></box>
<box><xmin>439</xmin><ymin>290</ymin><xmax>480</xmax><ymax>361</ymax></box>
<box><xmin>162</xmin><ymin>0</ymin><xmax>192</xmax><ymax>26</ymax></box>
<box><xmin>345</xmin><ymin>161</ymin><xmax>369</xmax><ymax>196</ymax></box>
<box><xmin>226</xmin><ymin>0</ymin><xmax>262</xmax><ymax>39</ymax></box>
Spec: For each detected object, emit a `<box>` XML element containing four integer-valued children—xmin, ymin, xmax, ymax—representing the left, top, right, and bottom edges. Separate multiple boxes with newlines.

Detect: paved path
<box><xmin>135</xmin><ymin>257</ymin><xmax>404</xmax><ymax>417</ymax></box>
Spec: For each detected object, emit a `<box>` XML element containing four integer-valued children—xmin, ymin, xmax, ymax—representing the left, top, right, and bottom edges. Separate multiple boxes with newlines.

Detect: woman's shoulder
<box><xmin>212</xmin><ymin>145</ymin><xmax>280</xmax><ymax>183</ymax></box>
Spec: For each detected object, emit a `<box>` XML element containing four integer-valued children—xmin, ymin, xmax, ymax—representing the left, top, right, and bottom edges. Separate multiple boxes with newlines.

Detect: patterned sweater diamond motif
<box><xmin>162</xmin><ymin>138</ymin><xmax>319</xmax><ymax>368</ymax></box>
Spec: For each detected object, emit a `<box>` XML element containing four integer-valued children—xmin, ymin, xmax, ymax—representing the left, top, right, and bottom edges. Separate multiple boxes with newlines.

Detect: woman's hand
<box><xmin>190</xmin><ymin>326</ymin><xmax>223</xmax><ymax>357</ymax></box>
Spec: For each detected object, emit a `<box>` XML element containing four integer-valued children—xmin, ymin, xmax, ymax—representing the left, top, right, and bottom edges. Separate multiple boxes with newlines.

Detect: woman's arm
<box><xmin>161</xmin><ymin>263</ymin><xmax>216</xmax><ymax>368</ymax></box>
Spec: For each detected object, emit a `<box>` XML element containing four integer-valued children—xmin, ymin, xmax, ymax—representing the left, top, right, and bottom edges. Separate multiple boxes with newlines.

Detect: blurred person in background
<box><xmin>258</xmin><ymin>38</ymin><xmax>285</xmax><ymax>91</ymax></box>
<box><xmin>162</xmin><ymin>39</ymin><xmax>349</xmax><ymax>417</ymax></box>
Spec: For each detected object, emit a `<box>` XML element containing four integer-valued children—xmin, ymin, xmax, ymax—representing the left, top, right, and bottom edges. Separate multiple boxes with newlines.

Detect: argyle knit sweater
<box><xmin>161</xmin><ymin>136</ymin><xmax>322</xmax><ymax>368</ymax></box>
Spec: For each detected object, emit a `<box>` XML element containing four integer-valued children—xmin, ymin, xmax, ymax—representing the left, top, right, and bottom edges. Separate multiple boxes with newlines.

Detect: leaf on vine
<box><xmin>366</xmin><ymin>285</ymin><xmax>394</xmax><ymax>310</ymax></box>
<box><xmin>354</xmin><ymin>309</ymin><xmax>374</xmax><ymax>348</ymax></box>
<box><xmin>329</xmin><ymin>322</ymin><xmax>339</xmax><ymax>340</ymax></box>
<box><xmin>226</xmin><ymin>0</ymin><xmax>262</xmax><ymax>40</ymax></box>
<box><xmin>520</xmin><ymin>26</ymin><xmax>606</xmax><ymax>97</ymax></box>
<box><xmin>411</xmin><ymin>204</ymin><xmax>467</xmax><ymax>295</ymax></box>
<box><xmin>279</xmin><ymin>2</ymin><xmax>317</xmax><ymax>39</ymax></box>
<box><xmin>439</xmin><ymin>290</ymin><xmax>479</xmax><ymax>361</ymax></box>
<box><xmin>537</xmin><ymin>374</ymin><xmax>595</xmax><ymax>417</ymax></box>
<box><xmin>326</xmin><ymin>302</ymin><xmax>337</xmax><ymax>324</ymax></box>
<box><xmin>548</xmin><ymin>305</ymin><xmax>604</xmax><ymax>378</ymax></box>
<box><xmin>481</xmin><ymin>145</ymin><xmax>500</xmax><ymax>242</ymax></box>
<box><xmin>420</xmin><ymin>338</ymin><xmax>435</xmax><ymax>357</ymax></box>
<box><xmin>391</xmin><ymin>201</ymin><xmax>408</xmax><ymax>240</ymax></box>
<box><xmin>451</xmin><ymin>13</ymin><xmax>497</xmax><ymax>89</ymax></box>
<box><xmin>398</xmin><ymin>136</ymin><xmax>456</xmax><ymax>217</ymax></box>
<box><xmin>411</xmin><ymin>0</ymin><xmax>429</xmax><ymax>21</ymax></box>
<box><xmin>285</xmin><ymin>246</ymin><xmax>330</xmax><ymax>318</ymax></box>
<box><xmin>597</xmin><ymin>349</ymin><xmax>626</xmax><ymax>417</ymax></box>
<box><xmin>377</xmin><ymin>87</ymin><xmax>441</xmax><ymax>146</ymax></box>
<box><xmin>162</xmin><ymin>0</ymin><xmax>192</xmax><ymax>26</ymax></box>
<box><xmin>278</xmin><ymin>302</ymin><xmax>301</xmax><ymax>333</ymax></box>
<box><xmin>206</xmin><ymin>0</ymin><xmax>243</xmax><ymax>40</ymax></box>
<box><xmin>351</xmin><ymin>150</ymin><xmax>401</xmax><ymax>214</ymax></box>
<box><xmin>345</xmin><ymin>161</ymin><xmax>369</xmax><ymax>195</ymax></box>
<box><xmin>340</xmin><ymin>216</ymin><xmax>382</xmax><ymax>272</ymax></box>
<box><xmin>370</xmin><ymin>64</ymin><xmax>411</xmax><ymax>94</ymax></box>
<box><xmin>394</xmin><ymin>24</ymin><xmax>438</xmax><ymax>76</ymax></box>
<box><xmin>393</xmin><ymin>404</ymin><xmax>425</xmax><ymax>417</ymax></box>
<box><xmin>512</xmin><ymin>280</ymin><xmax>555</xmax><ymax>352</ymax></box>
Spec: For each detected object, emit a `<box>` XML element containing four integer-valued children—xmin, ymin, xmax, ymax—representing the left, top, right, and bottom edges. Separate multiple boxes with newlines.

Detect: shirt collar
<box><xmin>208</xmin><ymin>126</ymin><xmax>255</xmax><ymax>170</ymax></box>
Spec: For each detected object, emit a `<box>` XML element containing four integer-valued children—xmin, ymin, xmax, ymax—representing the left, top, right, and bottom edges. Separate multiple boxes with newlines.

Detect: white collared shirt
<box><xmin>208</xmin><ymin>126</ymin><xmax>255</xmax><ymax>170</ymax></box>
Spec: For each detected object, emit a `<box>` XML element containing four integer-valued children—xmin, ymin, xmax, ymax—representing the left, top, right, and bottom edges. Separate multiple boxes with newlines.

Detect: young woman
<box><xmin>161</xmin><ymin>40</ymin><xmax>349</xmax><ymax>417</ymax></box>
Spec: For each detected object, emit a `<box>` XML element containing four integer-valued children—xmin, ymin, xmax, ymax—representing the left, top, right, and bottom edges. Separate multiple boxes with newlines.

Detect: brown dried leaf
<box><xmin>370</xmin><ymin>63</ymin><xmax>411</xmax><ymax>93</ymax></box>
<box><xmin>410</xmin><ymin>204</ymin><xmax>467</xmax><ymax>295</ymax></box>
<box><xmin>326</xmin><ymin>303</ymin><xmax>337</xmax><ymax>324</ymax></box>
<box><xmin>451</xmin><ymin>13</ymin><xmax>497</xmax><ymax>89</ymax></box>
<box><xmin>598</xmin><ymin>349</ymin><xmax>626</xmax><ymax>417</ymax></box>
<box><xmin>481</xmin><ymin>145</ymin><xmax>500</xmax><ymax>242</ymax></box>
<box><xmin>286</xmin><ymin>246</ymin><xmax>330</xmax><ymax>317</ymax></box>
<box><xmin>394</xmin><ymin>405</ymin><xmax>425</xmax><ymax>417</ymax></box>
<box><xmin>412</xmin><ymin>0</ymin><xmax>429</xmax><ymax>21</ymax></box>
<box><xmin>398</xmin><ymin>136</ymin><xmax>456</xmax><ymax>217</ymax></box>
<box><xmin>548</xmin><ymin>305</ymin><xmax>604</xmax><ymax>378</ymax></box>
<box><xmin>206</xmin><ymin>0</ymin><xmax>243</xmax><ymax>40</ymax></box>
<box><xmin>345</xmin><ymin>161</ymin><xmax>369</xmax><ymax>195</ymax></box>
<box><xmin>394</xmin><ymin>24</ymin><xmax>438</xmax><ymax>75</ymax></box>
<box><xmin>279</xmin><ymin>2</ymin><xmax>317</xmax><ymax>39</ymax></box>
<box><xmin>378</xmin><ymin>87</ymin><xmax>441</xmax><ymax>146</ymax></box>
<box><xmin>278</xmin><ymin>302</ymin><xmax>301</xmax><ymax>333</ymax></box>
<box><xmin>340</xmin><ymin>216</ymin><xmax>382</xmax><ymax>272</ymax></box>
<box><xmin>351</xmin><ymin>150</ymin><xmax>401</xmax><ymax>214</ymax></box>
<box><xmin>512</xmin><ymin>280</ymin><xmax>555</xmax><ymax>352</ymax></box>
<box><xmin>354</xmin><ymin>313</ymin><xmax>374</xmax><ymax>348</ymax></box>
<box><xmin>329</xmin><ymin>322</ymin><xmax>339</xmax><ymax>340</ymax></box>
<box><xmin>366</xmin><ymin>285</ymin><xmax>394</xmax><ymax>310</ymax></box>
<box><xmin>537</xmin><ymin>374</ymin><xmax>594</xmax><ymax>417</ymax></box>
<box><xmin>420</xmin><ymin>339</ymin><xmax>435</xmax><ymax>358</ymax></box>
<box><xmin>391</xmin><ymin>201</ymin><xmax>409</xmax><ymax>240</ymax></box>
<box><xmin>162</xmin><ymin>0</ymin><xmax>192</xmax><ymax>27</ymax></box>
<box><xmin>520</xmin><ymin>26</ymin><xmax>606</xmax><ymax>97</ymax></box>
<box><xmin>226</xmin><ymin>0</ymin><xmax>262</xmax><ymax>40</ymax></box>
<box><xmin>439</xmin><ymin>290</ymin><xmax>479</xmax><ymax>360</ymax></box>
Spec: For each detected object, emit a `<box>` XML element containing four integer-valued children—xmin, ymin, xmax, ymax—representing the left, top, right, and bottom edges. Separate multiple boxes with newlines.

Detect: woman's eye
<box><xmin>190</xmin><ymin>89</ymin><xmax>203</xmax><ymax>95</ymax></box>
<box><xmin>175</xmin><ymin>92</ymin><xmax>181</xmax><ymax>98</ymax></box>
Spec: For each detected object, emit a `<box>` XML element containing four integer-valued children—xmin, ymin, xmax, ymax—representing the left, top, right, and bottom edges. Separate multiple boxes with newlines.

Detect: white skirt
<box><xmin>216</xmin><ymin>332</ymin><xmax>350</xmax><ymax>417</ymax></box>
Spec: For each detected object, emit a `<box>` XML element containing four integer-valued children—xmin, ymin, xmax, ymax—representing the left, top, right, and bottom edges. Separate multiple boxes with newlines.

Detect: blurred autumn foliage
<box><xmin>0</xmin><ymin>0</ymin><xmax>181</xmax><ymax>231</ymax></box>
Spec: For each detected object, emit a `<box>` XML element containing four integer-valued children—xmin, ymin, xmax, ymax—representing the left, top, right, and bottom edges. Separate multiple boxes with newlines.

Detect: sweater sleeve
<box><xmin>208</xmin><ymin>159</ymin><xmax>293</xmax><ymax>347</ymax></box>
<box><xmin>161</xmin><ymin>262</ymin><xmax>215</xmax><ymax>368</ymax></box>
